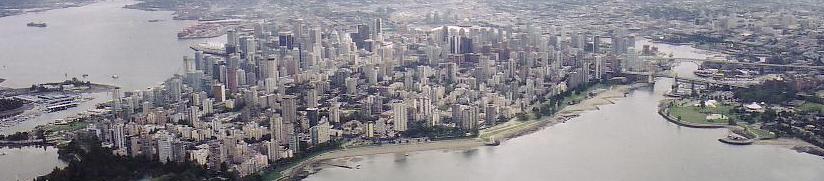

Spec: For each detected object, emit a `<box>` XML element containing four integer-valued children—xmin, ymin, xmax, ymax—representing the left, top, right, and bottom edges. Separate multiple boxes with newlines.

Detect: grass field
<box><xmin>38</xmin><ymin>121</ymin><xmax>89</xmax><ymax>136</ymax></box>
<box><xmin>798</xmin><ymin>102</ymin><xmax>824</xmax><ymax>114</ymax></box>
<box><xmin>741</xmin><ymin>124</ymin><xmax>776</xmax><ymax>139</ymax></box>
<box><xmin>668</xmin><ymin>102</ymin><xmax>736</xmax><ymax>125</ymax></box>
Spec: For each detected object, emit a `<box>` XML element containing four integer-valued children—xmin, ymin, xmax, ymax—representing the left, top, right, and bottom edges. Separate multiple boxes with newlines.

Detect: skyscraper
<box><xmin>194</xmin><ymin>50</ymin><xmax>204</xmax><ymax>71</ymax></box>
<box><xmin>270</xmin><ymin>115</ymin><xmax>285</xmax><ymax>145</ymax></box>
<box><xmin>310</xmin><ymin>121</ymin><xmax>330</xmax><ymax>145</ymax></box>
<box><xmin>329</xmin><ymin>102</ymin><xmax>341</xmax><ymax>123</ymax></box>
<box><xmin>393</xmin><ymin>101</ymin><xmax>407</xmax><ymax>132</ymax></box>
<box><xmin>485</xmin><ymin>104</ymin><xmax>498</xmax><ymax>126</ymax></box>
<box><xmin>374</xmin><ymin>18</ymin><xmax>382</xmax><ymax>37</ymax></box>
<box><xmin>226</xmin><ymin>54</ymin><xmax>240</xmax><ymax>92</ymax></box>
<box><xmin>226</xmin><ymin>29</ymin><xmax>238</xmax><ymax>54</ymax></box>
<box><xmin>183</xmin><ymin>56</ymin><xmax>195</xmax><ymax>73</ymax></box>
<box><xmin>281</xmin><ymin>95</ymin><xmax>299</xmax><ymax>130</ymax></box>
<box><xmin>112</xmin><ymin>87</ymin><xmax>122</xmax><ymax>113</ymax></box>
<box><xmin>212</xmin><ymin>84</ymin><xmax>226</xmax><ymax>102</ymax></box>
<box><xmin>157</xmin><ymin>131</ymin><xmax>173</xmax><ymax>163</ymax></box>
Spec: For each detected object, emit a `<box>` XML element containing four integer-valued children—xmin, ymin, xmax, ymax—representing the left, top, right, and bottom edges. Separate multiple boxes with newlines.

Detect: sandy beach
<box><xmin>756</xmin><ymin>138</ymin><xmax>824</xmax><ymax>157</ymax></box>
<box><xmin>478</xmin><ymin>84</ymin><xmax>633</xmax><ymax>142</ymax></box>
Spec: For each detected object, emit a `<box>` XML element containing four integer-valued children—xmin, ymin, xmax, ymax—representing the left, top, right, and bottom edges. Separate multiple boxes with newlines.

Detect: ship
<box><xmin>27</xmin><ymin>22</ymin><xmax>47</xmax><ymax>27</ymax></box>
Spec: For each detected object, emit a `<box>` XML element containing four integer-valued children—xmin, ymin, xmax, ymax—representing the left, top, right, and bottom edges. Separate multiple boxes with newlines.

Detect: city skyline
<box><xmin>1</xmin><ymin>0</ymin><xmax>824</xmax><ymax>181</ymax></box>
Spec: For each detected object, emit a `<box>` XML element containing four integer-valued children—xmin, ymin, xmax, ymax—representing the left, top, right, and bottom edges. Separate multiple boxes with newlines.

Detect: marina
<box><xmin>0</xmin><ymin>93</ymin><xmax>90</xmax><ymax>132</ymax></box>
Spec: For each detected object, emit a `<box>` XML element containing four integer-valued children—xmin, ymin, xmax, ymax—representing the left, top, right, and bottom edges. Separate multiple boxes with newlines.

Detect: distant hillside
<box><xmin>0</xmin><ymin>0</ymin><xmax>94</xmax><ymax>9</ymax></box>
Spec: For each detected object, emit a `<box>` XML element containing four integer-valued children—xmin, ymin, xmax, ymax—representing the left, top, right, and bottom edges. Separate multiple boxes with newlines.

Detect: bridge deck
<box><xmin>648</xmin><ymin>57</ymin><xmax>824</xmax><ymax>70</ymax></box>
<box><xmin>622</xmin><ymin>71</ymin><xmax>751</xmax><ymax>88</ymax></box>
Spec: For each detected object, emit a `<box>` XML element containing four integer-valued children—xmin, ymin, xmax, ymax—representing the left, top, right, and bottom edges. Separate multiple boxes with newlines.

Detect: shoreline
<box><xmin>278</xmin><ymin>84</ymin><xmax>635</xmax><ymax>180</ymax></box>
<box><xmin>657</xmin><ymin>98</ymin><xmax>824</xmax><ymax>157</ymax></box>
<box><xmin>0</xmin><ymin>80</ymin><xmax>118</xmax><ymax>94</ymax></box>
<box><xmin>0</xmin><ymin>1</ymin><xmax>97</xmax><ymax>19</ymax></box>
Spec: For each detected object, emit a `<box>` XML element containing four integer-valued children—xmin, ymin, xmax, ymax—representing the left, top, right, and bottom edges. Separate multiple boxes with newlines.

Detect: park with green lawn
<box><xmin>666</xmin><ymin>100</ymin><xmax>736</xmax><ymax>126</ymax></box>
<box><xmin>798</xmin><ymin>102</ymin><xmax>824</xmax><ymax>114</ymax></box>
<box><xmin>662</xmin><ymin>99</ymin><xmax>776</xmax><ymax>140</ymax></box>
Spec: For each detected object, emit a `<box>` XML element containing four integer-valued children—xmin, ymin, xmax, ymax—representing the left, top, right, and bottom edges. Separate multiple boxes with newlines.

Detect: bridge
<box><xmin>646</xmin><ymin>57</ymin><xmax>824</xmax><ymax>70</ymax></box>
<box><xmin>622</xmin><ymin>71</ymin><xmax>752</xmax><ymax>88</ymax></box>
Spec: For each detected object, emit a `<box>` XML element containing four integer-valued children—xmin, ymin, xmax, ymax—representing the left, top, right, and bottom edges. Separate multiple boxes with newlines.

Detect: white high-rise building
<box><xmin>345</xmin><ymin>77</ymin><xmax>357</xmax><ymax>95</ymax></box>
<box><xmin>594</xmin><ymin>55</ymin><xmax>605</xmax><ymax>80</ymax></box>
<box><xmin>393</xmin><ymin>101</ymin><xmax>407</xmax><ymax>132</ymax></box>
<box><xmin>157</xmin><ymin>131</ymin><xmax>173</xmax><ymax>163</ymax></box>
<box><xmin>306</xmin><ymin>88</ymin><xmax>318</xmax><ymax>108</ymax></box>
<box><xmin>266</xmin><ymin>141</ymin><xmax>280</xmax><ymax>161</ymax></box>
<box><xmin>310</xmin><ymin>121</ymin><xmax>330</xmax><ymax>145</ymax></box>
<box><xmin>189</xmin><ymin>106</ymin><xmax>200</xmax><ymax>128</ymax></box>
<box><xmin>112</xmin><ymin>122</ymin><xmax>126</xmax><ymax>149</ymax></box>
<box><xmin>202</xmin><ymin>98</ymin><xmax>214</xmax><ymax>115</ymax></box>
<box><xmin>263</xmin><ymin>56</ymin><xmax>279</xmax><ymax>79</ymax></box>
<box><xmin>270</xmin><ymin>115</ymin><xmax>285</xmax><ymax>145</ymax></box>
<box><xmin>329</xmin><ymin>102</ymin><xmax>341</xmax><ymax>123</ymax></box>
<box><xmin>183</xmin><ymin>56</ymin><xmax>195</xmax><ymax>73</ymax></box>
<box><xmin>264</xmin><ymin>78</ymin><xmax>277</xmax><ymax>93</ymax></box>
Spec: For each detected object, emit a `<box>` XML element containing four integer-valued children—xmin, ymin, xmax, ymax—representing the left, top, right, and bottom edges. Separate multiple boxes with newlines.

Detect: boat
<box><xmin>27</xmin><ymin>22</ymin><xmax>47</xmax><ymax>27</ymax></box>
<box><xmin>718</xmin><ymin>134</ymin><xmax>754</xmax><ymax>145</ymax></box>
<box><xmin>148</xmin><ymin>19</ymin><xmax>161</xmax><ymax>22</ymax></box>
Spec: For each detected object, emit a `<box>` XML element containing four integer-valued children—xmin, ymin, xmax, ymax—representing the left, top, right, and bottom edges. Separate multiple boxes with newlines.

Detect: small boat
<box><xmin>111</xmin><ymin>74</ymin><xmax>119</xmax><ymax>79</ymax></box>
<box><xmin>27</xmin><ymin>22</ymin><xmax>47</xmax><ymax>27</ymax></box>
<box><xmin>718</xmin><ymin>134</ymin><xmax>753</xmax><ymax>145</ymax></box>
<box><xmin>148</xmin><ymin>19</ymin><xmax>161</xmax><ymax>22</ymax></box>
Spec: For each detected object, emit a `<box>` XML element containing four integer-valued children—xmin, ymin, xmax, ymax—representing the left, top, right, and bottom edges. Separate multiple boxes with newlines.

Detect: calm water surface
<box><xmin>0</xmin><ymin>0</ymin><xmax>220</xmax><ymax>91</ymax></box>
<box><xmin>0</xmin><ymin>146</ymin><xmax>65</xmax><ymax>181</ymax></box>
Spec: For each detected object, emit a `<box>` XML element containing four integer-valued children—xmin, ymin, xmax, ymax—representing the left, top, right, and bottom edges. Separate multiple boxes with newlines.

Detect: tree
<box><xmin>734</xmin><ymin>80</ymin><xmax>797</xmax><ymax>104</ymax></box>
<box><xmin>516</xmin><ymin>113</ymin><xmax>528</xmax><ymax>121</ymax></box>
<box><xmin>38</xmin><ymin>133</ymin><xmax>218</xmax><ymax>181</ymax></box>
<box><xmin>762</xmin><ymin>109</ymin><xmax>777</xmax><ymax>123</ymax></box>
